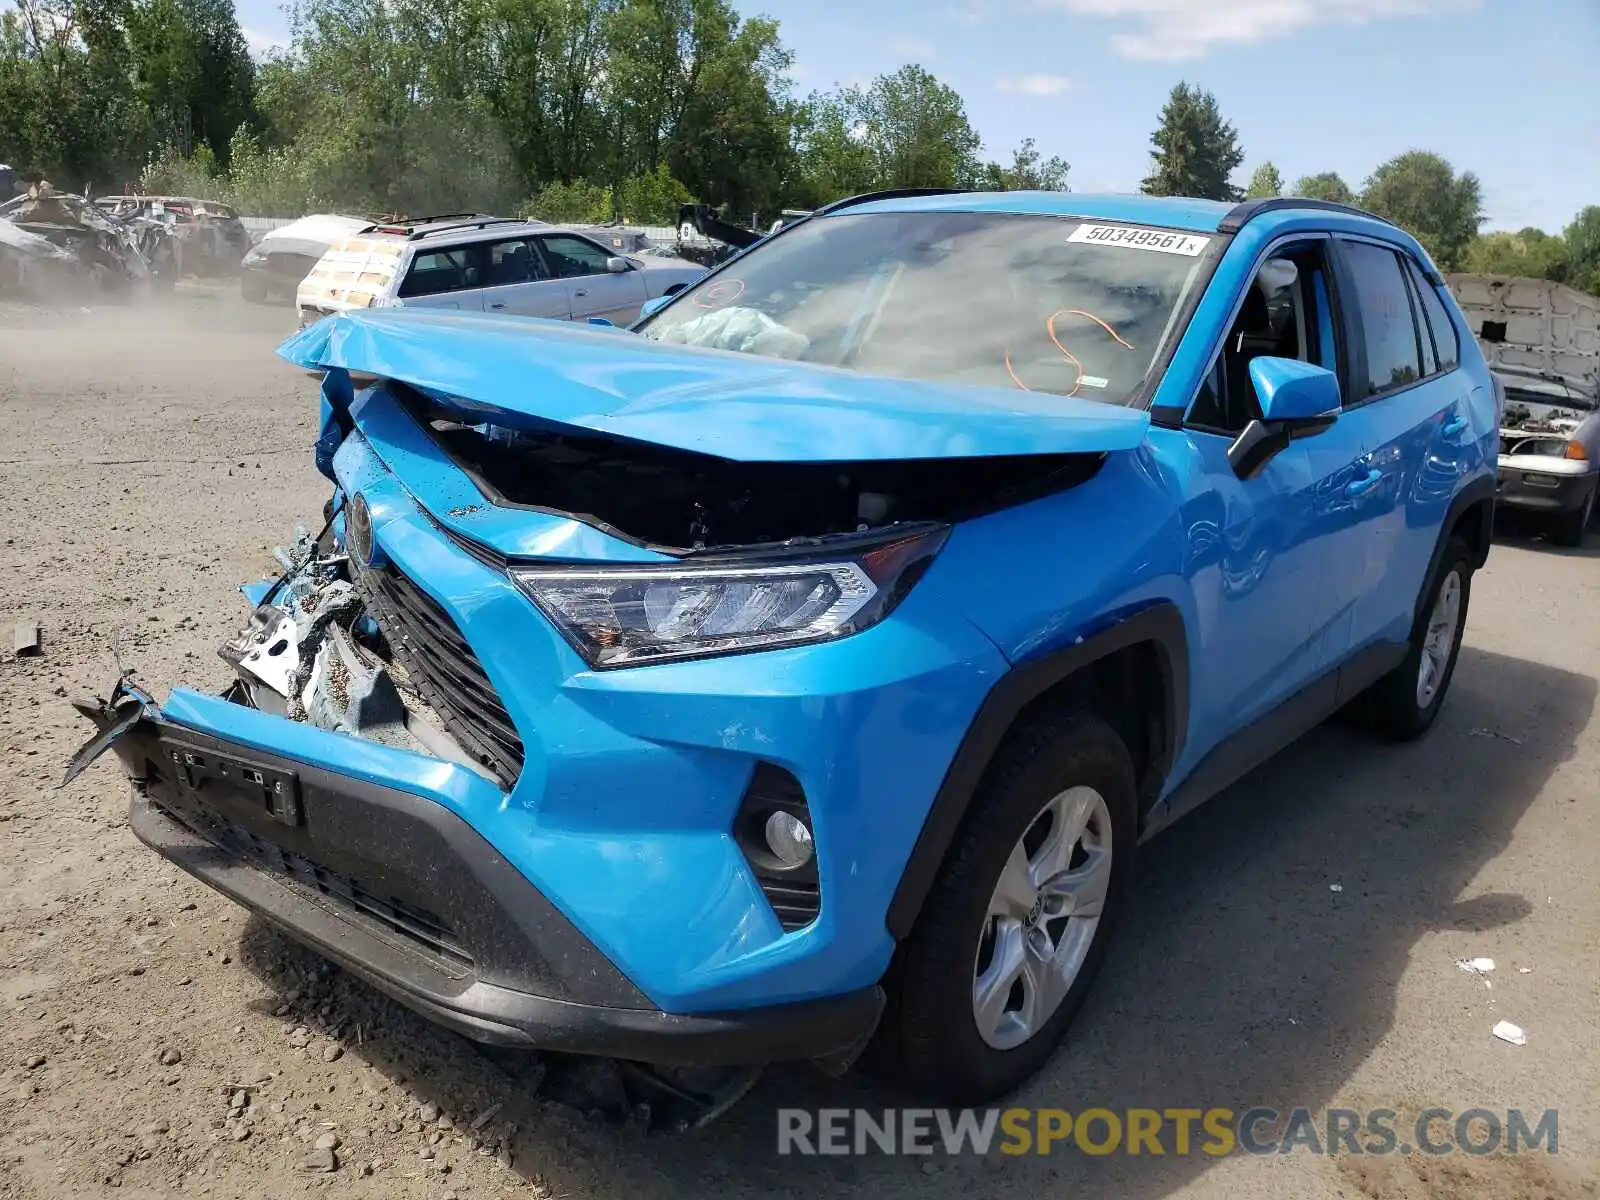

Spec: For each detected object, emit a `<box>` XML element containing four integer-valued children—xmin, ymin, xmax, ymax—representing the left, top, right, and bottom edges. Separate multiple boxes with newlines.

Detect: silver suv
<box><xmin>296</xmin><ymin>214</ymin><xmax>707</xmax><ymax>329</ymax></box>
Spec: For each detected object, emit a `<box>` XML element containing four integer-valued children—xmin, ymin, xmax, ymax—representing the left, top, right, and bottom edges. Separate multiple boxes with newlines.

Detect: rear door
<box><xmin>1333</xmin><ymin>237</ymin><xmax>1474</xmax><ymax>654</ymax></box>
<box><xmin>534</xmin><ymin>233</ymin><xmax>648</xmax><ymax>323</ymax></box>
<box><xmin>467</xmin><ymin>236</ymin><xmax>571</xmax><ymax>318</ymax></box>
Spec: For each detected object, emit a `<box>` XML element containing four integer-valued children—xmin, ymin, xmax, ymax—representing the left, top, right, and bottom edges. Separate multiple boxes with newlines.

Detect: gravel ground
<box><xmin>1</xmin><ymin>295</ymin><xmax>1596</xmax><ymax>1199</ymax></box>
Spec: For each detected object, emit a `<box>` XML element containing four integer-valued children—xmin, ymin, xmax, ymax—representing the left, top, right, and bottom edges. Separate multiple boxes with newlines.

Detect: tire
<box><xmin>240</xmin><ymin>273</ymin><xmax>269</xmax><ymax>305</ymax></box>
<box><xmin>1352</xmin><ymin>535</ymin><xmax>1472</xmax><ymax>741</ymax></box>
<box><xmin>1549</xmin><ymin>485</ymin><xmax>1595</xmax><ymax>548</ymax></box>
<box><xmin>875</xmin><ymin>710</ymin><xmax>1137</xmax><ymax>1104</ymax></box>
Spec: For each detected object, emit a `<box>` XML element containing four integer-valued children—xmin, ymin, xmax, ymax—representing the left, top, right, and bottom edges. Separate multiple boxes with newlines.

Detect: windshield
<box><xmin>637</xmin><ymin>211</ymin><xmax>1215</xmax><ymax>405</ymax></box>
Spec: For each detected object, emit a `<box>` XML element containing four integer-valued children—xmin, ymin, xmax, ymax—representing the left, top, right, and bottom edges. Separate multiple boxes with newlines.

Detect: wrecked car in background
<box><xmin>1448</xmin><ymin>273</ymin><xmax>1600</xmax><ymax>545</ymax></box>
<box><xmin>69</xmin><ymin>190</ymin><xmax>1500</xmax><ymax>1120</ymax></box>
<box><xmin>98</xmin><ymin>195</ymin><xmax>250</xmax><ymax>277</ymax></box>
<box><xmin>240</xmin><ymin>213</ymin><xmax>371</xmax><ymax>305</ymax></box>
<box><xmin>0</xmin><ymin>184</ymin><xmax>159</xmax><ymax>295</ymax></box>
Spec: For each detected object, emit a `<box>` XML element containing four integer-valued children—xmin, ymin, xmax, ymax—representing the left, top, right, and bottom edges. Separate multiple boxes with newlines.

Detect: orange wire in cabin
<box><xmin>1005</xmin><ymin>309</ymin><xmax>1133</xmax><ymax>395</ymax></box>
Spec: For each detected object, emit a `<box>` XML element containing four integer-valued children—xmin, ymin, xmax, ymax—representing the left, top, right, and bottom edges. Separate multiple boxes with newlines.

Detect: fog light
<box><xmin>764</xmin><ymin>810</ymin><xmax>814</xmax><ymax>868</ymax></box>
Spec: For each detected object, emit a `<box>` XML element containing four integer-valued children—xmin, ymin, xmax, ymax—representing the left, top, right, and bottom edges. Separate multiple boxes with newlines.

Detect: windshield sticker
<box><xmin>1067</xmin><ymin>224</ymin><xmax>1210</xmax><ymax>256</ymax></box>
<box><xmin>1078</xmin><ymin>375</ymin><xmax>1110</xmax><ymax>389</ymax></box>
<box><xmin>695</xmin><ymin>277</ymin><xmax>747</xmax><ymax>308</ymax></box>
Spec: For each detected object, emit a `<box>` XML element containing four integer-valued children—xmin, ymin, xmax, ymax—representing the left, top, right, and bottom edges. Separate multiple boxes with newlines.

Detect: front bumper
<box><xmin>92</xmin><ymin>699</ymin><xmax>883</xmax><ymax>1066</ymax></box>
<box><xmin>1496</xmin><ymin>458</ymin><xmax>1596</xmax><ymax>513</ymax></box>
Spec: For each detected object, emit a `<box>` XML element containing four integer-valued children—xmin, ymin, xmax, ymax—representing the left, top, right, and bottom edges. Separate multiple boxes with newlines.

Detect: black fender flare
<box><xmin>885</xmin><ymin>603</ymin><xmax>1189</xmax><ymax>940</ymax></box>
<box><xmin>1426</xmin><ymin>475</ymin><xmax>1496</xmax><ymax>609</ymax></box>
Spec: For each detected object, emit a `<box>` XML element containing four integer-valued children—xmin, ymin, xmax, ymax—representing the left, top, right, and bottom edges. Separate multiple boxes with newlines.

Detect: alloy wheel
<box><xmin>971</xmin><ymin>786</ymin><xmax>1113</xmax><ymax>1051</ymax></box>
<box><xmin>1416</xmin><ymin>568</ymin><xmax>1462</xmax><ymax>708</ymax></box>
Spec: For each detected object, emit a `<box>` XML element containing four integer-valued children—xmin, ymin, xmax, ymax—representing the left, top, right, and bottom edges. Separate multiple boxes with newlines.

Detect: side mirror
<box><xmin>1228</xmin><ymin>357</ymin><xmax>1341</xmax><ymax>480</ymax></box>
<box><xmin>637</xmin><ymin>294</ymin><xmax>672</xmax><ymax>321</ymax></box>
<box><xmin>605</xmin><ymin>256</ymin><xmax>630</xmax><ymax>273</ymax></box>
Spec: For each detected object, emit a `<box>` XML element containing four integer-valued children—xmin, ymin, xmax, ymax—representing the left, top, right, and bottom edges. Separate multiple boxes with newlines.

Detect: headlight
<box><xmin>510</xmin><ymin>528</ymin><xmax>946</xmax><ymax>667</ymax></box>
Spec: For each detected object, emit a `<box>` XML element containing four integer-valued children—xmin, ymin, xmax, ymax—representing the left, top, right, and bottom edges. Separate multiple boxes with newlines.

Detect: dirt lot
<box><xmin>1</xmin><ymin>296</ymin><xmax>1597</xmax><ymax>1200</ymax></box>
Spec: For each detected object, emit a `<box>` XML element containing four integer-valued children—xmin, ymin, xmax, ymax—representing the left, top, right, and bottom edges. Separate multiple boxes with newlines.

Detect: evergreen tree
<box><xmin>1140</xmin><ymin>82</ymin><xmax>1244</xmax><ymax>202</ymax></box>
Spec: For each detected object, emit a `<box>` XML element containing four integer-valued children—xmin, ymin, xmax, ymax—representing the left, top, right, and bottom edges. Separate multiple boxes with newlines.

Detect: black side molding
<box><xmin>885</xmin><ymin>604</ymin><xmax>1188</xmax><ymax>939</ymax></box>
<box><xmin>1218</xmin><ymin>197</ymin><xmax>1391</xmax><ymax>234</ymax></box>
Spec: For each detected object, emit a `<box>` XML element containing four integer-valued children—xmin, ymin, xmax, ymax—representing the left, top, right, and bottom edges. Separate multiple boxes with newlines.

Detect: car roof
<box><xmin>824</xmin><ymin>190</ymin><xmax>1398</xmax><ymax>238</ymax></box>
<box><xmin>834</xmin><ymin>191</ymin><xmax>1236</xmax><ymax>231</ymax></box>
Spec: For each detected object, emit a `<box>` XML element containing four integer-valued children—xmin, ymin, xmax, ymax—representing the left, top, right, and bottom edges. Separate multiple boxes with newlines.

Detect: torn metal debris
<box><xmin>217</xmin><ymin>527</ymin><xmax>498</xmax><ymax>779</ymax></box>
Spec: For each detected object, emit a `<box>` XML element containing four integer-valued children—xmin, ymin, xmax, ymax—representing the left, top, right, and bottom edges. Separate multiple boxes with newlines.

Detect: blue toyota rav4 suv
<box><xmin>72</xmin><ymin>190</ymin><xmax>1499</xmax><ymax>1106</ymax></box>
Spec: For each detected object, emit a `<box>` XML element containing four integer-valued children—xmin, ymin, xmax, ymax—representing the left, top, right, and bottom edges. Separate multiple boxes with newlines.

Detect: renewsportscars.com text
<box><xmin>776</xmin><ymin>1107</ymin><xmax>1558</xmax><ymax>1158</ymax></box>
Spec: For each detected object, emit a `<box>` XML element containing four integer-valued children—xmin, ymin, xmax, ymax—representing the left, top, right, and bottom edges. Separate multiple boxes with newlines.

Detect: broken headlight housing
<box><xmin>510</xmin><ymin>528</ymin><xmax>947</xmax><ymax>668</ymax></box>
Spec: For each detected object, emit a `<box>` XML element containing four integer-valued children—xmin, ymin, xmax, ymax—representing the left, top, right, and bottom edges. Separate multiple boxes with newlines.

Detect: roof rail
<box><xmin>1218</xmin><ymin>196</ymin><xmax>1390</xmax><ymax>234</ymax></box>
<box><xmin>813</xmin><ymin>187</ymin><xmax>968</xmax><ymax>217</ymax></box>
<box><xmin>407</xmin><ymin>216</ymin><xmax>526</xmax><ymax>240</ymax></box>
<box><xmin>359</xmin><ymin>214</ymin><xmax>529</xmax><ymax>240</ymax></box>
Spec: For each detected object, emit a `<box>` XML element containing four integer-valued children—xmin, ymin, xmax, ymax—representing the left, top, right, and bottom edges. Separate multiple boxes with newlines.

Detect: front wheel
<box><xmin>876</xmin><ymin>711</ymin><xmax>1136</xmax><ymax>1104</ymax></box>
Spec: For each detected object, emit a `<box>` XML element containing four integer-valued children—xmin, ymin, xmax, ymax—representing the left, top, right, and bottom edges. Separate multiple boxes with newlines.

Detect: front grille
<box><xmin>161</xmin><ymin>801</ymin><xmax>473</xmax><ymax>973</ymax></box>
<box><xmin>354</xmin><ymin>561</ymin><xmax>526</xmax><ymax>787</ymax></box>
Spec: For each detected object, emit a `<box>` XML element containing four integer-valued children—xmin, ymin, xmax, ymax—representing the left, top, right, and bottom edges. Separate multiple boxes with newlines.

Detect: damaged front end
<box><xmin>65</xmin><ymin>305</ymin><xmax>1153</xmax><ymax>1122</ymax></box>
<box><xmin>215</xmin><ymin>520</ymin><xmax>514</xmax><ymax>785</ymax></box>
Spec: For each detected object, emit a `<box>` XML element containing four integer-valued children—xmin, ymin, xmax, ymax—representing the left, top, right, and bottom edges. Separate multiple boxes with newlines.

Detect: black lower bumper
<box><xmin>1496</xmin><ymin>466</ymin><xmax>1596</xmax><ymax>513</ymax></box>
<box><xmin>105</xmin><ymin>714</ymin><xmax>881</xmax><ymax>1067</ymax></box>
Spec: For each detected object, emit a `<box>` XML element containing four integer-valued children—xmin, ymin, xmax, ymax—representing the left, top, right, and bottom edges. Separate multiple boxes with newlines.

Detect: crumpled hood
<box><xmin>278</xmin><ymin>308</ymin><xmax>1151</xmax><ymax>463</ymax></box>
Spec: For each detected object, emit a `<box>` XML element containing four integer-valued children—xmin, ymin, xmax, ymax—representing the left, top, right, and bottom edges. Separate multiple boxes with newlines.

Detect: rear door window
<box><xmin>1342</xmin><ymin>240</ymin><xmax>1423</xmax><ymax>400</ymax></box>
<box><xmin>1401</xmin><ymin>257</ymin><xmax>1461</xmax><ymax>372</ymax></box>
<box><xmin>399</xmin><ymin>247</ymin><xmax>473</xmax><ymax>298</ymax></box>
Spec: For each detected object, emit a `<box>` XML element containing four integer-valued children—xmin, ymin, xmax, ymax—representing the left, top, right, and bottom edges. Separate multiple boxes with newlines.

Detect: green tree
<box><xmin>1461</xmin><ymin>228</ymin><xmax>1569</xmax><ymax>281</ymax></box>
<box><xmin>980</xmin><ymin>137</ymin><xmax>1068</xmax><ymax>191</ymax></box>
<box><xmin>1291</xmin><ymin>171</ymin><xmax>1355</xmax><ymax>204</ymax></box>
<box><xmin>0</xmin><ymin>0</ymin><xmax>151</xmax><ymax>188</ymax></box>
<box><xmin>520</xmin><ymin>177</ymin><xmax>613</xmax><ymax>223</ymax></box>
<box><xmin>1245</xmin><ymin>160</ymin><xmax>1282</xmax><ymax>199</ymax></box>
<box><xmin>791</xmin><ymin>88</ymin><xmax>877</xmax><ymax>204</ymax></box>
<box><xmin>1140</xmin><ymin>81</ymin><xmax>1244</xmax><ymax>202</ymax></box>
<box><xmin>125</xmin><ymin>0</ymin><xmax>255</xmax><ymax>164</ymax></box>
<box><xmin>1562</xmin><ymin>206</ymin><xmax>1600</xmax><ymax>296</ymax></box>
<box><xmin>1359</xmin><ymin>150</ymin><xmax>1483</xmax><ymax>270</ymax></box>
<box><xmin>855</xmin><ymin>65</ymin><xmax>981</xmax><ymax>190</ymax></box>
<box><xmin>615</xmin><ymin>162</ymin><xmax>692</xmax><ymax>222</ymax></box>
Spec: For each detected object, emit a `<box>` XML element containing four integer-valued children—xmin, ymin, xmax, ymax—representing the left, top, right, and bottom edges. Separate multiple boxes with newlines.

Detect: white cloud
<box><xmin>997</xmin><ymin>73</ymin><xmax>1076</xmax><ymax>97</ymax></box>
<box><xmin>887</xmin><ymin>35</ymin><xmax>938</xmax><ymax>60</ymax></box>
<box><xmin>242</xmin><ymin>27</ymin><xmax>288</xmax><ymax>60</ymax></box>
<box><xmin>1031</xmin><ymin>0</ymin><xmax>1474</xmax><ymax>61</ymax></box>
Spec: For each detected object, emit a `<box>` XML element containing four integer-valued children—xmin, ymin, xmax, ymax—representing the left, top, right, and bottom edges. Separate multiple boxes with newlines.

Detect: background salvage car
<box><xmin>239</xmin><ymin>213</ymin><xmax>371</xmax><ymax>305</ymax></box>
<box><xmin>1448</xmin><ymin>273</ymin><xmax>1600</xmax><ymax>544</ymax></box>
<box><xmin>295</xmin><ymin>214</ymin><xmax>708</xmax><ymax>327</ymax></box>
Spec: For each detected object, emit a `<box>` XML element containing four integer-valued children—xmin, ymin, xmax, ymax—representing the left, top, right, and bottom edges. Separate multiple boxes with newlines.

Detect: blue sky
<box><xmin>236</xmin><ymin>0</ymin><xmax>1600</xmax><ymax>233</ymax></box>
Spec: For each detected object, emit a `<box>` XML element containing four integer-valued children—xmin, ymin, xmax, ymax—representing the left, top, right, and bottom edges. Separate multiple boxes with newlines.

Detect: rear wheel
<box><xmin>1353</xmin><ymin>535</ymin><xmax>1471</xmax><ymax>741</ymax></box>
<box><xmin>876</xmin><ymin>711</ymin><xmax>1136</xmax><ymax>1104</ymax></box>
<box><xmin>1550</xmin><ymin>485</ymin><xmax>1595</xmax><ymax>547</ymax></box>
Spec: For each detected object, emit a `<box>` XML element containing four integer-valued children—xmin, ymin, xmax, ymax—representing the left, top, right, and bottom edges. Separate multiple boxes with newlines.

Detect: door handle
<box><xmin>489</xmin><ymin>302</ymin><xmax>506</xmax><ymax>310</ymax></box>
<box><xmin>1346</xmin><ymin>469</ymin><xmax>1383</xmax><ymax>498</ymax></box>
<box><xmin>1441</xmin><ymin>416</ymin><xmax>1468</xmax><ymax>438</ymax></box>
<box><xmin>573</xmin><ymin>289</ymin><xmax>588</xmax><ymax>297</ymax></box>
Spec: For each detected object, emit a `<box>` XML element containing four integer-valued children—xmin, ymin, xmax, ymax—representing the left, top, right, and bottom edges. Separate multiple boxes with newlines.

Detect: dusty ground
<box><xmin>1</xmin><ymin>294</ymin><xmax>1596</xmax><ymax>1200</ymax></box>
